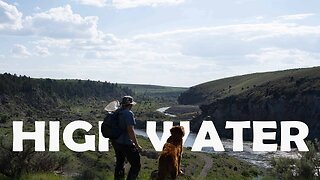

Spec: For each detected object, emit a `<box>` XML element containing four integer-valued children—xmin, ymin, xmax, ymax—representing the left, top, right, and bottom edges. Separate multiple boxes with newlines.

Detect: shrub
<box><xmin>0</xmin><ymin>137</ymin><xmax>69</xmax><ymax>178</ymax></box>
<box><xmin>0</xmin><ymin>113</ymin><xmax>9</xmax><ymax>123</ymax></box>
<box><xmin>271</xmin><ymin>140</ymin><xmax>320</xmax><ymax>179</ymax></box>
<box><xmin>28</xmin><ymin>152</ymin><xmax>69</xmax><ymax>172</ymax></box>
<box><xmin>76</xmin><ymin>169</ymin><xmax>97</xmax><ymax>180</ymax></box>
<box><xmin>270</xmin><ymin>157</ymin><xmax>297</xmax><ymax>178</ymax></box>
<box><xmin>298</xmin><ymin>158</ymin><xmax>313</xmax><ymax>179</ymax></box>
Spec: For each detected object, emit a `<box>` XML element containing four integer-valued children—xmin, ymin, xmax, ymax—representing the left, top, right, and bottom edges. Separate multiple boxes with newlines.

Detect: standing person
<box><xmin>112</xmin><ymin>96</ymin><xmax>142</xmax><ymax>180</ymax></box>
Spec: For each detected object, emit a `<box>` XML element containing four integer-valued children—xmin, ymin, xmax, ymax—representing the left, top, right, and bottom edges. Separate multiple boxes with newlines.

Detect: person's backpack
<box><xmin>101</xmin><ymin>109</ymin><xmax>123</xmax><ymax>139</ymax></box>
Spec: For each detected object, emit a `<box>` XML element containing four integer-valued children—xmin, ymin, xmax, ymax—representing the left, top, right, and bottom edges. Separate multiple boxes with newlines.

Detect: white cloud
<box><xmin>0</xmin><ymin>2</ymin><xmax>104</xmax><ymax>41</ymax></box>
<box><xmin>133</xmin><ymin>23</ymin><xmax>320</xmax><ymax>42</ymax></box>
<box><xmin>69</xmin><ymin>21</ymin><xmax>320</xmax><ymax>86</ymax></box>
<box><xmin>34</xmin><ymin>38</ymin><xmax>72</xmax><ymax>48</ymax></box>
<box><xmin>84</xmin><ymin>51</ymin><xmax>105</xmax><ymax>59</ymax></box>
<box><xmin>0</xmin><ymin>0</ymin><xmax>22</xmax><ymax>31</ymax></box>
<box><xmin>113</xmin><ymin>0</ymin><xmax>185</xmax><ymax>9</ymax></box>
<box><xmin>29</xmin><ymin>21</ymin><xmax>319</xmax><ymax>69</ymax></box>
<box><xmin>1</xmin><ymin>1</ymin><xmax>319</xmax><ymax>86</ymax></box>
<box><xmin>34</xmin><ymin>46</ymin><xmax>50</xmax><ymax>57</ymax></box>
<box><xmin>11</xmin><ymin>44</ymin><xmax>31</xmax><ymax>58</ymax></box>
<box><xmin>128</xmin><ymin>23</ymin><xmax>320</xmax><ymax>59</ymax></box>
<box><xmin>24</xmin><ymin>5</ymin><xmax>102</xmax><ymax>40</ymax></box>
<box><xmin>255</xmin><ymin>16</ymin><xmax>264</xmax><ymax>20</ymax></box>
<box><xmin>73</xmin><ymin>0</ymin><xmax>185</xmax><ymax>8</ymax></box>
<box><xmin>73</xmin><ymin>0</ymin><xmax>185</xmax><ymax>9</ymax></box>
<box><xmin>246</xmin><ymin>48</ymin><xmax>320</xmax><ymax>66</ymax></box>
<box><xmin>34</xmin><ymin>6</ymin><xmax>41</xmax><ymax>11</ymax></box>
<box><xmin>73</xmin><ymin>0</ymin><xmax>107</xmax><ymax>7</ymax></box>
<box><xmin>278</xmin><ymin>13</ymin><xmax>315</xmax><ymax>21</ymax></box>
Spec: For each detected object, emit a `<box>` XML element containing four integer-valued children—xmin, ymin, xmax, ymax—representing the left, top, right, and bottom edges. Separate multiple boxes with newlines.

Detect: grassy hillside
<box><xmin>177</xmin><ymin>66</ymin><xmax>320</xmax><ymax>179</ymax></box>
<box><xmin>0</xmin><ymin>73</ymin><xmax>133</xmax><ymax>110</ymax></box>
<box><xmin>120</xmin><ymin>83</ymin><xmax>187</xmax><ymax>102</ymax></box>
<box><xmin>119</xmin><ymin>84</ymin><xmax>187</xmax><ymax>94</ymax></box>
<box><xmin>0</xmin><ymin>93</ymin><xmax>261</xmax><ymax>179</ymax></box>
<box><xmin>0</xmin><ymin>132</ymin><xmax>262</xmax><ymax>179</ymax></box>
<box><xmin>178</xmin><ymin>66</ymin><xmax>320</xmax><ymax>105</ymax></box>
<box><xmin>0</xmin><ymin>73</ymin><xmax>266</xmax><ymax>179</ymax></box>
<box><xmin>183</xmin><ymin>66</ymin><xmax>320</xmax><ymax>142</ymax></box>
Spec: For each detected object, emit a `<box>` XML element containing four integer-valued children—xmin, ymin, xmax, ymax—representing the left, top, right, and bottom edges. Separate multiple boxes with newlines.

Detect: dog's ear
<box><xmin>179</xmin><ymin>126</ymin><xmax>185</xmax><ymax>137</ymax></box>
<box><xmin>170</xmin><ymin>126</ymin><xmax>185</xmax><ymax>137</ymax></box>
<box><xmin>170</xmin><ymin>126</ymin><xmax>177</xmax><ymax>135</ymax></box>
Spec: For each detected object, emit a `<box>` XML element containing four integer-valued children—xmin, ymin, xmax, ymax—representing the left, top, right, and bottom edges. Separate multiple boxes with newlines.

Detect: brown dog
<box><xmin>158</xmin><ymin>126</ymin><xmax>185</xmax><ymax>180</ymax></box>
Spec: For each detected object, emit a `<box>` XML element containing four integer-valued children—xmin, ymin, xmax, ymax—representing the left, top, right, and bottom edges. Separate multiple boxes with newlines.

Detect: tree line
<box><xmin>0</xmin><ymin>73</ymin><xmax>133</xmax><ymax>100</ymax></box>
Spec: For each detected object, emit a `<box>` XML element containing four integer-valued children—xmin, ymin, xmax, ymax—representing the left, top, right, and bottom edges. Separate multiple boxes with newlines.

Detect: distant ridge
<box><xmin>119</xmin><ymin>83</ymin><xmax>187</xmax><ymax>100</ymax></box>
<box><xmin>178</xmin><ymin>66</ymin><xmax>320</xmax><ymax>105</ymax></box>
<box><xmin>0</xmin><ymin>73</ymin><xmax>133</xmax><ymax>111</ymax></box>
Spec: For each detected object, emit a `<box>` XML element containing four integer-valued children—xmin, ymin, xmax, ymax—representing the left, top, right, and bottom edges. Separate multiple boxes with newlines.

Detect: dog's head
<box><xmin>170</xmin><ymin>126</ymin><xmax>185</xmax><ymax>138</ymax></box>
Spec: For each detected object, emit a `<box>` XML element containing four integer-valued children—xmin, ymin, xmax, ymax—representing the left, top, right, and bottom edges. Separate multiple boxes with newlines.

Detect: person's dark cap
<box><xmin>120</xmin><ymin>96</ymin><xmax>137</xmax><ymax>105</ymax></box>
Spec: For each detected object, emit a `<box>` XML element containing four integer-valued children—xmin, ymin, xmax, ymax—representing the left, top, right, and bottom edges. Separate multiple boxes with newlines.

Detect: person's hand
<box><xmin>179</xmin><ymin>170</ymin><xmax>184</xmax><ymax>175</ymax></box>
<box><xmin>135</xmin><ymin>144</ymin><xmax>142</xmax><ymax>153</ymax></box>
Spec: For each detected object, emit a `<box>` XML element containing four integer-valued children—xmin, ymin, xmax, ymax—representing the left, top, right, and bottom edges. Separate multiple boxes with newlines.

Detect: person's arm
<box><xmin>127</xmin><ymin>125</ymin><xmax>142</xmax><ymax>152</ymax></box>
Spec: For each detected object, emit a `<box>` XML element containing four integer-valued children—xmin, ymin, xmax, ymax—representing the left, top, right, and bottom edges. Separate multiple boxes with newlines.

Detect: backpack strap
<box><xmin>115</xmin><ymin>108</ymin><xmax>127</xmax><ymax>134</ymax></box>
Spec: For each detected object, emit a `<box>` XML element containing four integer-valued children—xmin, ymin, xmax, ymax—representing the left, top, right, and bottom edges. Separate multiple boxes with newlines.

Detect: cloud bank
<box><xmin>0</xmin><ymin>0</ymin><xmax>319</xmax><ymax>86</ymax></box>
<box><xmin>73</xmin><ymin>0</ymin><xmax>185</xmax><ymax>8</ymax></box>
<box><xmin>0</xmin><ymin>0</ymin><xmax>22</xmax><ymax>31</ymax></box>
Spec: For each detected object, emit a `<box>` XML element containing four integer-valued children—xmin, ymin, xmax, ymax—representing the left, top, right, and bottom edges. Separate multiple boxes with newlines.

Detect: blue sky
<box><xmin>0</xmin><ymin>0</ymin><xmax>319</xmax><ymax>87</ymax></box>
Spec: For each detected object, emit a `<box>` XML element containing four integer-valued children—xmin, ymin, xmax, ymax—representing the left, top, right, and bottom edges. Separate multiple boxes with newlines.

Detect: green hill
<box><xmin>119</xmin><ymin>83</ymin><xmax>187</xmax><ymax>100</ymax></box>
<box><xmin>0</xmin><ymin>73</ymin><xmax>133</xmax><ymax>100</ymax></box>
<box><xmin>178</xmin><ymin>66</ymin><xmax>320</xmax><ymax>105</ymax></box>
<box><xmin>0</xmin><ymin>73</ymin><xmax>133</xmax><ymax>120</ymax></box>
<box><xmin>179</xmin><ymin>66</ymin><xmax>320</xmax><ymax>141</ymax></box>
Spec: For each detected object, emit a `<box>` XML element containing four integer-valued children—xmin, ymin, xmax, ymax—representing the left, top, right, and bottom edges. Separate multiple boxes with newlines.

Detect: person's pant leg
<box><xmin>112</xmin><ymin>141</ymin><xmax>125</xmax><ymax>180</ymax></box>
<box><xmin>124</xmin><ymin>145</ymin><xmax>141</xmax><ymax>180</ymax></box>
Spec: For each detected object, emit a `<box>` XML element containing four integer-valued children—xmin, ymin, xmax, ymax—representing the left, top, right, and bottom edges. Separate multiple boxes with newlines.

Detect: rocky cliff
<box><xmin>185</xmin><ymin>67</ymin><xmax>320</xmax><ymax>141</ymax></box>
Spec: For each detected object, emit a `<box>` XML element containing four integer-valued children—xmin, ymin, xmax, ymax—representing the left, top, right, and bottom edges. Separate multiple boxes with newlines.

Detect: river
<box><xmin>135</xmin><ymin>106</ymin><xmax>300</xmax><ymax>168</ymax></box>
<box><xmin>156</xmin><ymin>106</ymin><xmax>177</xmax><ymax>117</ymax></box>
<box><xmin>135</xmin><ymin>129</ymin><xmax>299</xmax><ymax>168</ymax></box>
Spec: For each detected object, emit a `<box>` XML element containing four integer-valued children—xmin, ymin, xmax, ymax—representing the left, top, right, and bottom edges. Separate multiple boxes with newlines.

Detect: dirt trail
<box><xmin>190</xmin><ymin>152</ymin><xmax>213</xmax><ymax>179</ymax></box>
